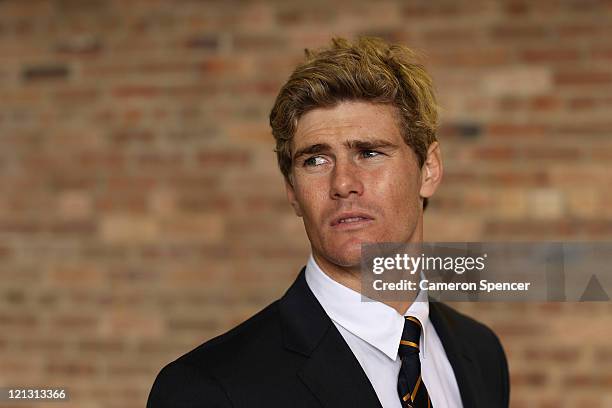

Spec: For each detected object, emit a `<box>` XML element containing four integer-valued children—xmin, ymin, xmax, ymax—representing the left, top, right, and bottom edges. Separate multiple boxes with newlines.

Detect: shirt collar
<box><xmin>305</xmin><ymin>254</ymin><xmax>430</xmax><ymax>361</ymax></box>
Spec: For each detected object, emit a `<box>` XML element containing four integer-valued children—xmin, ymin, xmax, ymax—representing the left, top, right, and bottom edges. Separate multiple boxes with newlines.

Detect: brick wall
<box><xmin>0</xmin><ymin>1</ymin><xmax>611</xmax><ymax>407</ymax></box>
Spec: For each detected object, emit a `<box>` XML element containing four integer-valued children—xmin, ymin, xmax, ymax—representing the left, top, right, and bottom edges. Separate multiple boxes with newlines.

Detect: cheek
<box><xmin>386</xmin><ymin>186</ymin><xmax>416</xmax><ymax>218</ymax></box>
<box><xmin>295</xmin><ymin>180</ymin><xmax>327</xmax><ymax>218</ymax></box>
<box><xmin>371</xmin><ymin>167</ymin><xmax>420</xmax><ymax>206</ymax></box>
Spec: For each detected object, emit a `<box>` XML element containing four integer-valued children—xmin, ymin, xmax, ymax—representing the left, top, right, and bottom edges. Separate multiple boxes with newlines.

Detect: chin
<box><xmin>324</xmin><ymin>242</ymin><xmax>363</xmax><ymax>268</ymax></box>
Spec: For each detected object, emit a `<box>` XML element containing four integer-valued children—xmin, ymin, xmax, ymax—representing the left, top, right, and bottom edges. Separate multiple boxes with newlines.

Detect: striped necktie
<box><xmin>397</xmin><ymin>316</ymin><xmax>431</xmax><ymax>408</ymax></box>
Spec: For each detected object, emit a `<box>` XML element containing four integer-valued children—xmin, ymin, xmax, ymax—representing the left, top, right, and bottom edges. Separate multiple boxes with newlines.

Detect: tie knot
<box><xmin>398</xmin><ymin>316</ymin><xmax>422</xmax><ymax>357</ymax></box>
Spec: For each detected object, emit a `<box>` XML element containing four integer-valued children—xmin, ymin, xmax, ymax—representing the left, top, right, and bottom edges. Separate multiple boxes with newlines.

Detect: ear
<box><xmin>419</xmin><ymin>141</ymin><xmax>443</xmax><ymax>201</ymax></box>
<box><xmin>285</xmin><ymin>176</ymin><xmax>303</xmax><ymax>217</ymax></box>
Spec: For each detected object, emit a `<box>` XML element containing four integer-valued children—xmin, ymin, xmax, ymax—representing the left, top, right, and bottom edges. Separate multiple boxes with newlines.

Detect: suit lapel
<box><xmin>298</xmin><ymin>324</ymin><xmax>383</xmax><ymax>408</ymax></box>
<box><xmin>429</xmin><ymin>301</ymin><xmax>486</xmax><ymax>408</ymax></box>
<box><xmin>279</xmin><ymin>268</ymin><xmax>382</xmax><ymax>408</ymax></box>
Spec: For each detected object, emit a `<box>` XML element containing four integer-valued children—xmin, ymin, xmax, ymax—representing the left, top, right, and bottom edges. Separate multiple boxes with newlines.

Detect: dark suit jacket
<box><xmin>147</xmin><ymin>268</ymin><xmax>509</xmax><ymax>408</ymax></box>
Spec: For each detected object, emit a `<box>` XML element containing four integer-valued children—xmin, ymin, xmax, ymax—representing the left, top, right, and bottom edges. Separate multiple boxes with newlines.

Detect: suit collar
<box><xmin>278</xmin><ymin>268</ymin><xmax>382</xmax><ymax>408</ymax></box>
<box><xmin>304</xmin><ymin>254</ymin><xmax>431</xmax><ymax>361</ymax></box>
<box><xmin>278</xmin><ymin>267</ymin><xmax>330</xmax><ymax>356</ymax></box>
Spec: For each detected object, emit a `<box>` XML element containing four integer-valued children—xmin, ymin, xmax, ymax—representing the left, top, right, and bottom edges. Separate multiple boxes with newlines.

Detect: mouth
<box><xmin>330</xmin><ymin>212</ymin><xmax>375</xmax><ymax>228</ymax></box>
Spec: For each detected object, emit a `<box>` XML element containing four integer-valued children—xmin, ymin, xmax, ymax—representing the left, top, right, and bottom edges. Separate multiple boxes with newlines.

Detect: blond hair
<box><xmin>269</xmin><ymin>37</ymin><xmax>439</xmax><ymax>208</ymax></box>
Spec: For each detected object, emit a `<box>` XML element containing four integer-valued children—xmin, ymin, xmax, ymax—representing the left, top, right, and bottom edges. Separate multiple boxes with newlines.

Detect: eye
<box><xmin>360</xmin><ymin>150</ymin><xmax>382</xmax><ymax>158</ymax></box>
<box><xmin>303</xmin><ymin>156</ymin><xmax>328</xmax><ymax>167</ymax></box>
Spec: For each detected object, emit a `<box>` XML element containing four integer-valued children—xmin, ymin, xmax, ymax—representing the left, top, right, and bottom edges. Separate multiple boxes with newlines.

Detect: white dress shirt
<box><xmin>305</xmin><ymin>255</ymin><xmax>463</xmax><ymax>408</ymax></box>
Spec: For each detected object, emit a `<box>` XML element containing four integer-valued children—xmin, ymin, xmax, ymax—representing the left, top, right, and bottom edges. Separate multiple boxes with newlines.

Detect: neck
<box><xmin>312</xmin><ymin>252</ymin><xmax>417</xmax><ymax>315</ymax></box>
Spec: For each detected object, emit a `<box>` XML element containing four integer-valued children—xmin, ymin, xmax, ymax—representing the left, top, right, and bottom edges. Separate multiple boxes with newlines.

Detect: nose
<box><xmin>330</xmin><ymin>158</ymin><xmax>364</xmax><ymax>199</ymax></box>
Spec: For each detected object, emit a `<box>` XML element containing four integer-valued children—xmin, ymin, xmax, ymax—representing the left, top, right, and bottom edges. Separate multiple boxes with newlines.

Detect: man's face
<box><xmin>285</xmin><ymin>101</ymin><xmax>442</xmax><ymax>272</ymax></box>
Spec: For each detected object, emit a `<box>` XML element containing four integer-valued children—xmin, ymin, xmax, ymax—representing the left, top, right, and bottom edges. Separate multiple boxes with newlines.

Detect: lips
<box><xmin>330</xmin><ymin>212</ymin><xmax>374</xmax><ymax>227</ymax></box>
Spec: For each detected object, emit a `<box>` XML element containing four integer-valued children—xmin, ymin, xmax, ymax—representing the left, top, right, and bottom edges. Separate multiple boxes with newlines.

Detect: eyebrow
<box><xmin>346</xmin><ymin>138</ymin><xmax>398</xmax><ymax>151</ymax></box>
<box><xmin>292</xmin><ymin>143</ymin><xmax>329</xmax><ymax>162</ymax></box>
<box><xmin>292</xmin><ymin>138</ymin><xmax>399</xmax><ymax>162</ymax></box>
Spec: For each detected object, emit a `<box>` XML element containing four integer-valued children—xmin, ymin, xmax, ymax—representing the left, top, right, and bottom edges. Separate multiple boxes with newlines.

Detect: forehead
<box><xmin>293</xmin><ymin>101</ymin><xmax>402</xmax><ymax>149</ymax></box>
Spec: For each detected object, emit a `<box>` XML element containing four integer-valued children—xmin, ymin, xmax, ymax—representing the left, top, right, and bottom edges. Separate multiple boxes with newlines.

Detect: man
<box><xmin>147</xmin><ymin>37</ymin><xmax>509</xmax><ymax>408</ymax></box>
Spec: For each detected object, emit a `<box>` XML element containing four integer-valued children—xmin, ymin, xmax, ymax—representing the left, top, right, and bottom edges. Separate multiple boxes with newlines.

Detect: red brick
<box><xmin>538</xmin><ymin>397</ymin><xmax>563</xmax><ymax>408</ymax></box>
<box><xmin>100</xmin><ymin>310</ymin><xmax>164</xmax><ymax>339</ymax></box>
<box><xmin>0</xmin><ymin>357</ymin><xmax>40</xmax><ymax>378</ymax></box>
<box><xmin>591</xmin><ymin>46</ymin><xmax>612</xmax><ymax>60</ymax></box>
<box><xmin>111</xmin><ymin>86</ymin><xmax>161</xmax><ymax>98</ymax></box>
<box><xmin>197</xmin><ymin>150</ymin><xmax>251</xmax><ymax>167</ymax></box>
<box><xmin>486</xmin><ymin>123</ymin><xmax>548</xmax><ymax>138</ymax></box>
<box><xmin>50</xmin><ymin>264</ymin><xmax>103</xmax><ymax>288</ymax></box>
<box><xmin>185</xmin><ymin>34</ymin><xmax>221</xmax><ymax>50</ymax></box>
<box><xmin>503</xmin><ymin>1</ymin><xmax>530</xmax><ymax>15</ymax></box>
<box><xmin>51</xmin><ymin>315</ymin><xmax>98</xmax><ymax>332</ymax></box>
<box><xmin>473</xmin><ymin>146</ymin><xmax>518</xmax><ymax>160</ymax></box>
<box><xmin>558</xmin><ymin>23</ymin><xmax>601</xmax><ymax>37</ymax></box>
<box><xmin>79</xmin><ymin>339</ymin><xmax>125</xmax><ymax>353</ymax></box>
<box><xmin>569</xmin><ymin>97</ymin><xmax>602</xmax><ymax>110</ymax></box>
<box><xmin>422</xmin><ymin>27</ymin><xmax>480</xmax><ymax>44</ymax></box>
<box><xmin>46</xmin><ymin>360</ymin><xmax>98</xmax><ymax>377</ymax></box>
<box><xmin>136</xmin><ymin>153</ymin><xmax>184</xmax><ymax>170</ymax></box>
<box><xmin>492</xmin><ymin>322</ymin><xmax>545</xmax><ymax>337</ymax></box>
<box><xmin>77</xmin><ymin>151</ymin><xmax>125</xmax><ymax>169</ymax></box>
<box><xmin>563</xmin><ymin>373</ymin><xmax>603</xmax><ymax>388</ymax></box>
<box><xmin>110</xmin><ymin>129</ymin><xmax>154</xmax><ymax>144</ymax></box>
<box><xmin>0</xmin><ymin>312</ymin><xmax>38</xmax><ymax>330</ymax></box>
<box><xmin>277</xmin><ymin>7</ymin><xmax>335</xmax><ymax>25</ymax></box>
<box><xmin>553</xmin><ymin>122</ymin><xmax>612</xmax><ymax>136</ymax></box>
<box><xmin>178</xmin><ymin>195</ymin><xmax>232</xmax><ymax>212</ymax></box>
<box><xmin>48</xmin><ymin>220</ymin><xmax>97</xmax><ymax>235</ymax></box>
<box><xmin>19</xmin><ymin>338</ymin><xmax>66</xmax><ymax>353</ymax></box>
<box><xmin>530</xmin><ymin>95</ymin><xmax>561</xmax><ymax>111</ymax></box>
<box><xmin>402</xmin><ymin>2</ymin><xmax>490</xmax><ymax>18</ymax></box>
<box><xmin>510</xmin><ymin>370</ymin><xmax>548</xmax><ymax>386</ymax></box>
<box><xmin>491</xmin><ymin>24</ymin><xmax>549</xmax><ymax>40</ymax></box>
<box><xmin>198</xmin><ymin>57</ymin><xmax>246</xmax><ymax>75</ymax></box>
<box><xmin>0</xmin><ymin>244</ymin><xmax>13</xmax><ymax>259</ymax></box>
<box><xmin>107</xmin><ymin>361</ymin><xmax>157</xmax><ymax>377</ymax></box>
<box><xmin>555</xmin><ymin>71</ymin><xmax>612</xmax><ymax>86</ymax></box>
<box><xmin>523</xmin><ymin>146</ymin><xmax>579</xmax><ymax>161</ymax></box>
<box><xmin>594</xmin><ymin>347</ymin><xmax>612</xmax><ymax>363</ymax></box>
<box><xmin>53</xmin><ymin>87</ymin><xmax>100</xmax><ymax>103</ymax></box>
<box><xmin>167</xmin><ymin>317</ymin><xmax>220</xmax><ymax>333</ymax></box>
<box><xmin>590</xmin><ymin>147</ymin><xmax>612</xmax><ymax>162</ymax></box>
<box><xmin>0</xmin><ymin>220</ymin><xmax>42</xmax><ymax>234</ymax></box>
<box><xmin>428</xmin><ymin>48</ymin><xmax>511</xmax><ymax>67</ymax></box>
<box><xmin>524</xmin><ymin>346</ymin><xmax>580</xmax><ymax>363</ymax></box>
<box><xmin>520</xmin><ymin>48</ymin><xmax>580</xmax><ymax>63</ymax></box>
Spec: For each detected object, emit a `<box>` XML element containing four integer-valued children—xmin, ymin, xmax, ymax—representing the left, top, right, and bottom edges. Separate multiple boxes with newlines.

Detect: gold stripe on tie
<box><xmin>400</xmin><ymin>340</ymin><xmax>419</xmax><ymax>349</ymax></box>
<box><xmin>405</xmin><ymin>316</ymin><xmax>422</xmax><ymax>328</ymax></box>
<box><xmin>402</xmin><ymin>392</ymin><xmax>410</xmax><ymax>402</ymax></box>
<box><xmin>410</xmin><ymin>375</ymin><xmax>422</xmax><ymax>402</ymax></box>
<box><xmin>427</xmin><ymin>395</ymin><xmax>431</xmax><ymax>408</ymax></box>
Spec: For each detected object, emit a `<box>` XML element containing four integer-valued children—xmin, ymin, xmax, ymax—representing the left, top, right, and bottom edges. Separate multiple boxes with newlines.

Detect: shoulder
<box><xmin>147</xmin><ymin>358</ymin><xmax>233</xmax><ymax>408</ymax></box>
<box><xmin>432</xmin><ymin>302</ymin><xmax>510</xmax><ymax>406</ymax></box>
<box><xmin>432</xmin><ymin>302</ymin><xmax>504</xmax><ymax>354</ymax></box>
<box><xmin>177</xmin><ymin>300</ymin><xmax>283</xmax><ymax>369</ymax></box>
<box><xmin>147</xmin><ymin>300</ymin><xmax>283</xmax><ymax>408</ymax></box>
